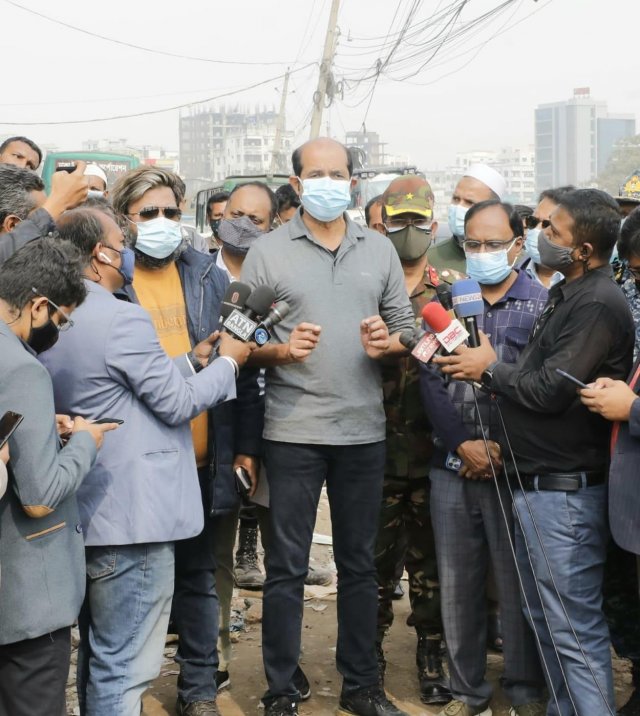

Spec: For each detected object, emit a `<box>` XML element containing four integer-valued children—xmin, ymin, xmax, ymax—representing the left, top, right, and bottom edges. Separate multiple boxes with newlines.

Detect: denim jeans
<box><xmin>513</xmin><ymin>484</ymin><xmax>614</xmax><ymax>716</ymax></box>
<box><xmin>172</xmin><ymin>475</ymin><xmax>219</xmax><ymax>703</ymax></box>
<box><xmin>77</xmin><ymin>542</ymin><xmax>175</xmax><ymax>716</ymax></box>
<box><xmin>262</xmin><ymin>440</ymin><xmax>385</xmax><ymax>703</ymax></box>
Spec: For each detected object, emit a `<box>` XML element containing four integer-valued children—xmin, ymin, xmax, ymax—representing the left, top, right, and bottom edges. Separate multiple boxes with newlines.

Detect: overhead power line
<box><xmin>2</xmin><ymin>0</ymin><xmax>306</xmax><ymax>67</ymax></box>
<box><xmin>0</xmin><ymin>63</ymin><xmax>316</xmax><ymax>126</ymax></box>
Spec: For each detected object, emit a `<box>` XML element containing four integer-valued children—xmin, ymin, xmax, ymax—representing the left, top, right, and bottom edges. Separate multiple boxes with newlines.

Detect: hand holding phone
<box><xmin>234</xmin><ymin>466</ymin><xmax>252</xmax><ymax>500</ymax></box>
<box><xmin>555</xmin><ymin>368</ymin><xmax>588</xmax><ymax>390</ymax></box>
<box><xmin>0</xmin><ymin>411</ymin><xmax>23</xmax><ymax>451</ymax></box>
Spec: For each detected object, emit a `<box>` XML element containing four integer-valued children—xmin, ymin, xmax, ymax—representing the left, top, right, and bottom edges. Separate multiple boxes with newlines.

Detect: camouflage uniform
<box><xmin>375</xmin><ymin>265</ymin><xmax>463</xmax><ymax>641</ymax></box>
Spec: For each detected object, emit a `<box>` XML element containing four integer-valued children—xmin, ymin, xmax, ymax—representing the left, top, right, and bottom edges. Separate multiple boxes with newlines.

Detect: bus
<box><xmin>41</xmin><ymin>151</ymin><xmax>141</xmax><ymax>192</ymax></box>
<box><xmin>195</xmin><ymin>174</ymin><xmax>291</xmax><ymax>233</ymax></box>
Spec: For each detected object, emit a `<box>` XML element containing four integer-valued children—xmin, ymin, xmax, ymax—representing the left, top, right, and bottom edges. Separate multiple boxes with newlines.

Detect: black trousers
<box><xmin>262</xmin><ymin>440</ymin><xmax>385</xmax><ymax>703</ymax></box>
<box><xmin>0</xmin><ymin>626</ymin><xmax>71</xmax><ymax>716</ymax></box>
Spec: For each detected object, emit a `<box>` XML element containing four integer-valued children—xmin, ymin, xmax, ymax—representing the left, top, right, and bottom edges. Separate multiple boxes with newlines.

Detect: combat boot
<box><xmin>234</xmin><ymin>525</ymin><xmax>264</xmax><ymax>589</ymax></box>
<box><xmin>416</xmin><ymin>633</ymin><xmax>451</xmax><ymax>705</ymax></box>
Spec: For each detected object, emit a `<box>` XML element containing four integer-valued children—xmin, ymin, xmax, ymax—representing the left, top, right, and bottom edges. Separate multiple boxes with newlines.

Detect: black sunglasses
<box><xmin>127</xmin><ymin>206</ymin><xmax>182</xmax><ymax>221</ymax></box>
<box><xmin>525</xmin><ymin>215</ymin><xmax>540</xmax><ymax>230</ymax></box>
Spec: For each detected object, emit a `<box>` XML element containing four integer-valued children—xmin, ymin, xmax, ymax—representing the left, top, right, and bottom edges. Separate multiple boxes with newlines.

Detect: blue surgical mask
<box><xmin>465</xmin><ymin>241</ymin><xmax>517</xmax><ymax>285</ymax></box>
<box><xmin>299</xmin><ymin>177</ymin><xmax>351</xmax><ymax>223</ymax></box>
<box><xmin>525</xmin><ymin>228</ymin><xmax>541</xmax><ymax>265</ymax></box>
<box><xmin>448</xmin><ymin>204</ymin><xmax>467</xmax><ymax>238</ymax></box>
<box><xmin>134</xmin><ymin>217</ymin><xmax>182</xmax><ymax>259</ymax></box>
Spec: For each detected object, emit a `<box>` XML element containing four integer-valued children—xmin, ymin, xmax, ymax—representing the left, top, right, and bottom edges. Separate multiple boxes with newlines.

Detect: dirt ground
<box><xmin>66</xmin><ymin>489</ymin><xmax>635</xmax><ymax>715</ymax></box>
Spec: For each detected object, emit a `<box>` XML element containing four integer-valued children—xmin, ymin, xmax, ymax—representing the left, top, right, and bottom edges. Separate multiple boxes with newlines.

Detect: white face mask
<box><xmin>134</xmin><ymin>217</ymin><xmax>183</xmax><ymax>259</ymax></box>
<box><xmin>448</xmin><ymin>204</ymin><xmax>467</xmax><ymax>238</ymax></box>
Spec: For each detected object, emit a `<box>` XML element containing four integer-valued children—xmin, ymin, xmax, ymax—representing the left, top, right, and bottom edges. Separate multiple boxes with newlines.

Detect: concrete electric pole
<box><xmin>309</xmin><ymin>0</ymin><xmax>340</xmax><ymax>140</ymax></box>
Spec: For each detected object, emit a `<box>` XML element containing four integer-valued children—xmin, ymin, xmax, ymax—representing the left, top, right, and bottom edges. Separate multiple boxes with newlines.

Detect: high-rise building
<box><xmin>535</xmin><ymin>88</ymin><xmax>635</xmax><ymax>192</ymax></box>
<box><xmin>179</xmin><ymin>106</ymin><xmax>293</xmax><ymax>182</ymax></box>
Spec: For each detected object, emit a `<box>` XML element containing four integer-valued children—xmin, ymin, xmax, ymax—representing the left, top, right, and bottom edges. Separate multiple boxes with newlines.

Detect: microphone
<box><xmin>435</xmin><ymin>283</ymin><xmax>453</xmax><ymax>311</ymax></box>
<box><xmin>218</xmin><ymin>281</ymin><xmax>252</xmax><ymax>327</ymax></box>
<box><xmin>422</xmin><ymin>302</ymin><xmax>469</xmax><ymax>354</ymax></box>
<box><xmin>223</xmin><ymin>285</ymin><xmax>276</xmax><ymax>342</ymax></box>
<box><xmin>252</xmin><ymin>301</ymin><xmax>290</xmax><ymax>346</ymax></box>
<box><xmin>451</xmin><ymin>279</ymin><xmax>483</xmax><ymax>348</ymax></box>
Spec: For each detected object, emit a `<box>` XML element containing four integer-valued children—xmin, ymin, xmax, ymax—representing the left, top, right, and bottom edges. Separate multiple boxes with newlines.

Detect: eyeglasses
<box><xmin>462</xmin><ymin>237</ymin><xmax>519</xmax><ymax>253</ymax></box>
<box><xmin>385</xmin><ymin>220</ymin><xmax>432</xmax><ymax>234</ymax></box>
<box><xmin>127</xmin><ymin>206</ymin><xmax>182</xmax><ymax>222</ymax></box>
<box><xmin>31</xmin><ymin>287</ymin><xmax>74</xmax><ymax>331</ymax></box>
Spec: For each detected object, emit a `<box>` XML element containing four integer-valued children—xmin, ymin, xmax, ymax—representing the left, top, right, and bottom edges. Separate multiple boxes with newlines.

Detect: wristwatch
<box><xmin>481</xmin><ymin>362</ymin><xmax>498</xmax><ymax>390</ymax></box>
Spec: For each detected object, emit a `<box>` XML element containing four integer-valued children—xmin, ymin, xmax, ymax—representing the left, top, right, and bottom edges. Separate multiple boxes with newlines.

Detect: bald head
<box><xmin>291</xmin><ymin>138</ymin><xmax>353</xmax><ymax>180</ymax></box>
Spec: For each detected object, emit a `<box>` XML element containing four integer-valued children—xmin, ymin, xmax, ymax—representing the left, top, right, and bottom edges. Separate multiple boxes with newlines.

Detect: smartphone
<box><xmin>55</xmin><ymin>165</ymin><xmax>76</xmax><ymax>174</ymax></box>
<box><xmin>234</xmin><ymin>466</ymin><xmax>251</xmax><ymax>498</ymax></box>
<box><xmin>92</xmin><ymin>418</ymin><xmax>124</xmax><ymax>425</ymax></box>
<box><xmin>555</xmin><ymin>368</ymin><xmax>589</xmax><ymax>390</ymax></box>
<box><xmin>0</xmin><ymin>411</ymin><xmax>24</xmax><ymax>450</ymax></box>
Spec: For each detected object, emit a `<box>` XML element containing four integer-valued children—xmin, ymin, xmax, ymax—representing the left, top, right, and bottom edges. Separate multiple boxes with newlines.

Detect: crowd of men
<box><xmin>0</xmin><ymin>131</ymin><xmax>639</xmax><ymax>716</ymax></box>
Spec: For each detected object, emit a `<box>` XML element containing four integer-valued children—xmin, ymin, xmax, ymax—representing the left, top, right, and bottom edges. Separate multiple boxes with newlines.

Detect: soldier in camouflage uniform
<box><xmin>373</xmin><ymin>176</ymin><xmax>462</xmax><ymax>705</ymax></box>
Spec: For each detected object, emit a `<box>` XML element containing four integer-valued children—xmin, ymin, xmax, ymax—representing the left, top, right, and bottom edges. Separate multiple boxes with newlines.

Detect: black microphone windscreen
<box><xmin>435</xmin><ymin>283</ymin><xmax>453</xmax><ymax>311</ymax></box>
<box><xmin>220</xmin><ymin>281</ymin><xmax>252</xmax><ymax>321</ymax></box>
<box><xmin>245</xmin><ymin>285</ymin><xmax>276</xmax><ymax>318</ymax></box>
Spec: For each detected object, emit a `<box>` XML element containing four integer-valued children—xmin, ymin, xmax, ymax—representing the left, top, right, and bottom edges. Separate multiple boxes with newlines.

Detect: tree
<box><xmin>596</xmin><ymin>134</ymin><xmax>640</xmax><ymax>195</ymax></box>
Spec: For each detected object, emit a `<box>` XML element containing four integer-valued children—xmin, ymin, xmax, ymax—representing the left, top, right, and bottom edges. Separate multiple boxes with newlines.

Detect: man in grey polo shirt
<box><xmin>242</xmin><ymin>138</ymin><xmax>414</xmax><ymax>716</ymax></box>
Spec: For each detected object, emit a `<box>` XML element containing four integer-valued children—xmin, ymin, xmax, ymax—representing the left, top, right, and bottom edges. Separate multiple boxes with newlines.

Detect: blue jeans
<box><xmin>513</xmin><ymin>484</ymin><xmax>614</xmax><ymax>716</ymax></box>
<box><xmin>262</xmin><ymin>440</ymin><xmax>385</xmax><ymax>703</ymax></box>
<box><xmin>77</xmin><ymin>542</ymin><xmax>175</xmax><ymax>716</ymax></box>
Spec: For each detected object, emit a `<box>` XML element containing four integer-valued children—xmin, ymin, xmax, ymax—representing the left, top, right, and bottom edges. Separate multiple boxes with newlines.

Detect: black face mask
<box><xmin>210</xmin><ymin>219</ymin><xmax>221</xmax><ymax>238</ymax></box>
<box><xmin>27</xmin><ymin>317</ymin><xmax>59</xmax><ymax>354</ymax></box>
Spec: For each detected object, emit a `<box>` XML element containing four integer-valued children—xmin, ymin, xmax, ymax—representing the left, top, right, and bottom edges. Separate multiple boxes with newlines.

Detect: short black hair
<box><xmin>464</xmin><ymin>199</ymin><xmax>524</xmax><ymax>239</ymax></box>
<box><xmin>538</xmin><ymin>185</ymin><xmax>575</xmax><ymax>205</ymax></box>
<box><xmin>0</xmin><ymin>136</ymin><xmax>43</xmax><ymax>168</ymax></box>
<box><xmin>206</xmin><ymin>191</ymin><xmax>230</xmax><ymax>216</ymax></box>
<box><xmin>275</xmin><ymin>183</ymin><xmax>301</xmax><ymax>213</ymax></box>
<box><xmin>365</xmin><ymin>195</ymin><xmax>383</xmax><ymax>227</ymax></box>
<box><xmin>56</xmin><ymin>208</ymin><xmax>107</xmax><ymax>264</ymax></box>
<box><xmin>228</xmin><ymin>181</ymin><xmax>278</xmax><ymax>224</ymax></box>
<box><xmin>618</xmin><ymin>206</ymin><xmax>640</xmax><ymax>261</ymax></box>
<box><xmin>514</xmin><ymin>204</ymin><xmax>533</xmax><ymax>221</ymax></box>
<box><xmin>291</xmin><ymin>140</ymin><xmax>354</xmax><ymax>178</ymax></box>
<box><xmin>558</xmin><ymin>189</ymin><xmax>622</xmax><ymax>259</ymax></box>
<box><xmin>0</xmin><ymin>163</ymin><xmax>45</xmax><ymax>225</ymax></box>
<box><xmin>0</xmin><ymin>236</ymin><xmax>86</xmax><ymax>311</ymax></box>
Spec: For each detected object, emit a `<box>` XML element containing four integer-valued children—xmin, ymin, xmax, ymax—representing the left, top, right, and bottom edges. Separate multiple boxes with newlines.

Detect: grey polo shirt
<box><xmin>241</xmin><ymin>209</ymin><xmax>414</xmax><ymax>445</ymax></box>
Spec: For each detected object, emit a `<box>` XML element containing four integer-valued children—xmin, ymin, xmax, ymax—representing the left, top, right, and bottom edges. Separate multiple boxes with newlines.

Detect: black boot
<box><xmin>337</xmin><ymin>685</ymin><xmax>408</xmax><ymax>716</ymax></box>
<box><xmin>375</xmin><ymin>641</ymin><xmax>386</xmax><ymax>688</ymax></box>
<box><xmin>416</xmin><ymin>633</ymin><xmax>451</xmax><ymax>705</ymax></box>
<box><xmin>234</xmin><ymin>525</ymin><xmax>264</xmax><ymax>589</ymax></box>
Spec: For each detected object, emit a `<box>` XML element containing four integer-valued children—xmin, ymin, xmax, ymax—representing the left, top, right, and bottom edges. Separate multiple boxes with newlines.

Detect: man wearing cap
<box><xmin>428</xmin><ymin>164</ymin><xmax>507</xmax><ymax>277</ymax></box>
<box><xmin>84</xmin><ymin>164</ymin><xmax>109</xmax><ymax>197</ymax></box>
<box><xmin>374</xmin><ymin>176</ymin><xmax>458</xmax><ymax>705</ymax></box>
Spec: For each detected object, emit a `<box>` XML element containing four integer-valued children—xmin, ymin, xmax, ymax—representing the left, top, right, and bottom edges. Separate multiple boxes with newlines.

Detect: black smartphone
<box><xmin>93</xmin><ymin>418</ymin><xmax>124</xmax><ymax>425</ymax></box>
<box><xmin>234</xmin><ymin>466</ymin><xmax>251</xmax><ymax>498</ymax></box>
<box><xmin>0</xmin><ymin>411</ymin><xmax>24</xmax><ymax>450</ymax></box>
<box><xmin>555</xmin><ymin>368</ymin><xmax>589</xmax><ymax>390</ymax></box>
<box><xmin>55</xmin><ymin>165</ymin><xmax>76</xmax><ymax>174</ymax></box>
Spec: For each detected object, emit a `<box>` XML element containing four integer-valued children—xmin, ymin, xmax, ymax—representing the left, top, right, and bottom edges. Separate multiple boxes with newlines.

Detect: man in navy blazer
<box><xmin>40</xmin><ymin>208</ymin><xmax>252</xmax><ymax>716</ymax></box>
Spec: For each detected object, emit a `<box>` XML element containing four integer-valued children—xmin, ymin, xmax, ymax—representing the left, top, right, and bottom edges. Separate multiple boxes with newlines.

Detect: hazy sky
<box><xmin>1</xmin><ymin>0</ymin><xmax>638</xmax><ymax>170</ymax></box>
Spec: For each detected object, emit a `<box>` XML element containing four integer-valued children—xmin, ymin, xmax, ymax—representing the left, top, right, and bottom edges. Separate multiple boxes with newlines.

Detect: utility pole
<box><xmin>309</xmin><ymin>0</ymin><xmax>340</xmax><ymax>140</ymax></box>
<box><xmin>269</xmin><ymin>69</ymin><xmax>290</xmax><ymax>177</ymax></box>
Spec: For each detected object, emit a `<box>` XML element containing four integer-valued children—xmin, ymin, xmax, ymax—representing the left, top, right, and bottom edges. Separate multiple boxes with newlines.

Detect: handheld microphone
<box><xmin>252</xmin><ymin>301</ymin><xmax>290</xmax><ymax>346</ymax></box>
<box><xmin>219</xmin><ymin>281</ymin><xmax>252</xmax><ymax>327</ymax></box>
<box><xmin>400</xmin><ymin>326</ymin><xmax>441</xmax><ymax>364</ymax></box>
<box><xmin>223</xmin><ymin>285</ymin><xmax>276</xmax><ymax>342</ymax></box>
<box><xmin>422</xmin><ymin>302</ymin><xmax>469</xmax><ymax>354</ymax></box>
<box><xmin>435</xmin><ymin>283</ymin><xmax>453</xmax><ymax>311</ymax></box>
<box><xmin>451</xmin><ymin>279</ymin><xmax>483</xmax><ymax>348</ymax></box>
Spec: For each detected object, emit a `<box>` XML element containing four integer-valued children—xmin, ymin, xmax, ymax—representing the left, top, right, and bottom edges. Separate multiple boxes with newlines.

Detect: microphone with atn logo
<box><xmin>451</xmin><ymin>279</ymin><xmax>483</xmax><ymax>348</ymax></box>
<box><xmin>218</xmin><ymin>281</ymin><xmax>252</xmax><ymax>328</ymax></box>
<box><xmin>223</xmin><ymin>285</ymin><xmax>276</xmax><ymax>343</ymax></box>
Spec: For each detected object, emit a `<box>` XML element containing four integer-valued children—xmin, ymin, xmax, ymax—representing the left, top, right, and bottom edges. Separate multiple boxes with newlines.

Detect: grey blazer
<box><xmin>40</xmin><ymin>282</ymin><xmax>236</xmax><ymax>546</ymax></box>
<box><xmin>0</xmin><ymin>320</ymin><xmax>97</xmax><ymax>645</ymax></box>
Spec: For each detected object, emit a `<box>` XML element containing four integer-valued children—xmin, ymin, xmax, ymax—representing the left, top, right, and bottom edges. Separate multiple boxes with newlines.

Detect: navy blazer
<box><xmin>609</xmin><ymin>361</ymin><xmax>640</xmax><ymax>555</ymax></box>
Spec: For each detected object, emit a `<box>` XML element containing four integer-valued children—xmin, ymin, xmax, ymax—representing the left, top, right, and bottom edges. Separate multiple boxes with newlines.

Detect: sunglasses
<box><xmin>525</xmin><ymin>215</ymin><xmax>552</xmax><ymax>230</ymax></box>
<box><xmin>127</xmin><ymin>206</ymin><xmax>182</xmax><ymax>221</ymax></box>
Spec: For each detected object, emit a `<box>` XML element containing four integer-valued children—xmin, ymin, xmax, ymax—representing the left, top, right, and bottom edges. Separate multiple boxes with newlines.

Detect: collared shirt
<box><xmin>420</xmin><ymin>270</ymin><xmax>547</xmax><ymax>456</ymax></box>
<box><xmin>241</xmin><ymin>208</ymin><xmax>414</xmax><ymax>445</ymax></box>
<box><xmin>215</xmin><ymin>248</ymin><xmax>234</xmax><ymax>281</ymax></box>
<box><xmin>520</xmin><ymin>256</ymin><xmax>564</xmax><ymax>289</ymax></box>
<box><xmin>490</xmin><ymin>265</ymin><xmax>635</xmax><ymax>474</ymax></box>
